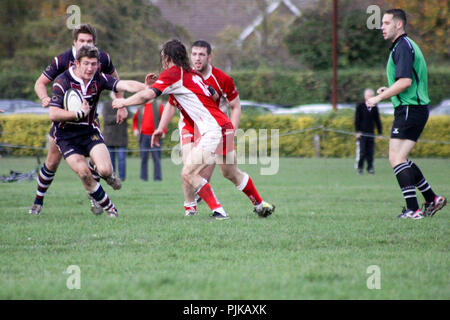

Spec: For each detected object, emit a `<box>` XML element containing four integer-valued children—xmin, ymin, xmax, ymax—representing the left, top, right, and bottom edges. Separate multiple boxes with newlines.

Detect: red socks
<box><xmin>197</xmin><ymin>179</ymin><xmax>222</xmax><ymax>211</ymax></box>
<box><xmin>238</xmin><ymin>173</ymin><xmax>263</xmax><ymax>206</ymax></box>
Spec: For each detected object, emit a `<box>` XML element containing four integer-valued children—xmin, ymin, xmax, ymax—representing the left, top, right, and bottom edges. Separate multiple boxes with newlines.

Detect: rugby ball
<box><xmin>63</xmin><ymin>88</ymin><xmax>83</xmax><ymax>112</ymax></box>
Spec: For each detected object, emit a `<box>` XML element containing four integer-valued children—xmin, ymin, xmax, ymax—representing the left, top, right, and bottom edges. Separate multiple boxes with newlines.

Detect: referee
<box><xmin>366</xmin><ymin>8</ymin><xmax>446</xmax><ymax>219</ymax></box>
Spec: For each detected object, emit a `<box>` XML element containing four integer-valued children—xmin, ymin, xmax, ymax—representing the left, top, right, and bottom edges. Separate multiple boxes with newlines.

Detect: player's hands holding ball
<box><xmin>76</xmin><ymin>99</ymin><xmax>90</xmax><ymax>121</ymax></box>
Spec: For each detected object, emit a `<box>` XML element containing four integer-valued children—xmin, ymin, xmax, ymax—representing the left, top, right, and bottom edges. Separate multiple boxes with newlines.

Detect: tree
<box><xmin>284</xmin><ymin>0</ymin><xmax>387</xmax><ymax>70</ymax></box>
<box><xmin>383</xmin><ymin>0</ymin><xmax>449</xmax><ymax>61</ymax></box>
<box><xmin>214</xmin><ymin>0</ymin><xmax>303</xmax><ymax>71</ymax></box>
<box><xmin>0</xmin><ymin>0</ymin><xmax>191</xmax><ymax>73</ymax></box>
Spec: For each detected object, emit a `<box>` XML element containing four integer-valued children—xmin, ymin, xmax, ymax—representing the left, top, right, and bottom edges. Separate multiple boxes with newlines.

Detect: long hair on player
<box><xmin>161</xmin><ymin>39</ymin><xmax>192</xmax><ymax>72</ymax></box>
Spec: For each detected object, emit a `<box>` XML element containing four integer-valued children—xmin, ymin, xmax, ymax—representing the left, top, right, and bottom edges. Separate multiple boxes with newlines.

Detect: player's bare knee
<box><xmin>181</xmin><ymin>167</ymin><xmax>192</xmax><ymax>183</ymax></box>
<box><xmin>45</xmin><ymin>153</ymin><xmax>62</xmax><ymax>171</ymax></box>
<box><xmin>389</xmin><ymin>154</ymin><xmax>406</xmax><ymax>168</ymax></box>
<box><xmin>97</xmin><ymin>166</ymin><xmax>112</xmax><ymax>178</ymax></box>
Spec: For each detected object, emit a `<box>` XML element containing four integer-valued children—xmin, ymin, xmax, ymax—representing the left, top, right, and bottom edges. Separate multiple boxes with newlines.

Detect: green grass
<box><xmin>0</xmin><ymin>157</ymin><xmax>448</xmax><ymax>299</ymax></box>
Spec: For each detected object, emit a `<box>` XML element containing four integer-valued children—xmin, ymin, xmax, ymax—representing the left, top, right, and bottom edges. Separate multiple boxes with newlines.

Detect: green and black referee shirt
<box><xmin>386</xmin><ymin>34</ymin><xmax>430</xmax><ymax>108</ymax></box>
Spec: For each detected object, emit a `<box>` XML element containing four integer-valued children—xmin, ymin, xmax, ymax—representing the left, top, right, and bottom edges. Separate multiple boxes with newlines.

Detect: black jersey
<box><xmin>43</xmin><ymin>47</ymin><xmax>115</xmax><ymax>81</ymax></box>
<box><xmin>49</xmin><ymin>66</ymin><xmax>118</xmax><ymax>140</ymax></box>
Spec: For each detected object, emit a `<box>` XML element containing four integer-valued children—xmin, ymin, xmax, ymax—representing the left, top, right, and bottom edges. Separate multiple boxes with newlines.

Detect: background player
<box><xmin>179</xmin><ymin>40</ymin><xmax>242</xmax><ymax>215</ymax></box>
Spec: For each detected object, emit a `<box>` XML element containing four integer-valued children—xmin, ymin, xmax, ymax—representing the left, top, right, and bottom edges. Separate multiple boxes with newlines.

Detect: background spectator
<box><xmin>133</xmin><ymin>100</ymin><xmax>166</xmax><ymax>181</ymax></box>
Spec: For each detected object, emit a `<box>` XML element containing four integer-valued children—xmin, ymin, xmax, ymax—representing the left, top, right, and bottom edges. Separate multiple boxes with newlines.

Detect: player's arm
<box><xmin>49</xmin><ymin>100</ymin><xmax>90</xmax><ymax>122</ymax></box>
<box><xmin>367</xmin><ymin>43</ymin><xmax>413</xmax><ymax>107</ymax></box>
<box><xmin>151</xmin><ymin>102</ymin><xmax>176</xmax><ymax>147</ymax></box>
<box><xmin>113</xmin><ymin>88</ymin><xmax>157</xmax><ymax>109</ymax></box>
<box><xmin>34</xmin><ymin>74</ymin><xmax>52</xmax><ymax>107</ymax></box>
<box><xmin>158</xmin><ymin>102</ymin><xmax>176</xmax><ymax>131</ymax></box>
<box><xmin>366</xmin><ymin>78</ymin><xmax>412</xmax><ymax>107</ymax></box>
<box><xmin>115</xmin><ymin>80</ymin><xmax>147</xmax><ymax>94</ymax></box>
<box><xmin>228</xmin><ymin>96</ymin><xmax>241</xmax><ymax>131</ymax></box>
<box><xmin>110</xmin><ymin>70</ymin><xmax>123</xmax><ymax>99</ymax></box>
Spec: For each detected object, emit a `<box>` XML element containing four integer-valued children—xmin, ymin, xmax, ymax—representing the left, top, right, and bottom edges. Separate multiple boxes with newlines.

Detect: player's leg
<box><xmin>182</xmin><ymin>146</ymin><xmax>228</xmax><ymax>219</ymax></box>
<box><xmin>181</xmin><ymin>142</ymin><xmax>198</xmax><ymax>216</ymax></box>
<box><xmin>89</xmin><ymin>143</ymin><xmax>121</xmax><ymax>190</ymax></box>
<box><xmin>65</xmin><ymin>152</ymin><xmax>118</xmax><ymax>217</ymax></box>
<box><xmin>217</xmin><ymin>151</ymin><xmax>275</xmax><ymax>218</ymax></box>
<box><xmin>29</xmin><ymin>137</ymin><xmax>62</xmax><ymax>215</ymax></box>
<box><xmin>406</xmin><ymin>159</ymin><xmax>447</xmax><ymax>217</ymax></box>
<box><xmin>389</xmin><ymin>138</ymin><xmax>423</xmax><ymax>219</ymax></box>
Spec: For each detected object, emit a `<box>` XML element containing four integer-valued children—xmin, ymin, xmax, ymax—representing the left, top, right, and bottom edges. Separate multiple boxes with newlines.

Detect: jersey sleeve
<box><xmin>222</xmin><ymin>75</ymin><xmax>239</xmax><ymax>102</ymax></box>
<box><xmin>43</xmin><ymin>55</ymin><xmax>64</xmax><ymax>81</ymax></box>
<box><xmin>99</xmin><ymin>73</ymin><xmax>119</xmax><ymax>92</ymax></box>
<box><xmin>393</xmin><ymin>41</ymin><xmax>414</xmax><ymax>80</ymax></box>
<box><xmin>100</xmin><ymin>51</ymin><xmax>116</xmax><ymax>75</ymax></box>
<box><xmin>151</xmin><ymin>67</ymin><xmax>182</xmax><ymax>95</ymax></box>
<box><xmin>48</xmin><ymin>77</ymin><xmax>66</xmax><ymax>109</ymax></box>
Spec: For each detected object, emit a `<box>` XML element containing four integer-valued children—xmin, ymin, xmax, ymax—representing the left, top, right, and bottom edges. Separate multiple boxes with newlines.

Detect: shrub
<box><xmin>1</xmin><ymin>113</ymin><xmax>448</xmax><ymax>158</ymax></box>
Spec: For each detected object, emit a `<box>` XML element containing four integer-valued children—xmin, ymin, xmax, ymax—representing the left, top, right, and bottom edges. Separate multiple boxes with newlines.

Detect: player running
<box><xmin>154</xmin><ymin>40</ymin><xmax>242</xmax><ymax>216</ymax></box>
<box><xmin>48</xmin><ymin>45</ymin><xmax>146</xmax><ymax>217</ymax></box>
<box><xmin>113</xmin><ymin>39</ymin><xmax>275</xmax><ymax>220</ymax></box>
<box><xmin>30</xmin><ymin>23</ymin><xmax>127</xmax><ymax>216</ymax></box>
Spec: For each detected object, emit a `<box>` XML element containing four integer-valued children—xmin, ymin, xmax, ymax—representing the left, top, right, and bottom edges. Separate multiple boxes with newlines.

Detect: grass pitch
<box><xmin>0</xmin><ymin>157</ymin><xmax>448</xmax><ymax>299</ymax></box>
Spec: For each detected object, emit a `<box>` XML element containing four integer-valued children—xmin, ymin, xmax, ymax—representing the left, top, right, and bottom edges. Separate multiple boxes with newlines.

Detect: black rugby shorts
<box><xmin>390</xmin><ymin>105</ymin><xmax>429</xmax><ymax>142</ymax></box>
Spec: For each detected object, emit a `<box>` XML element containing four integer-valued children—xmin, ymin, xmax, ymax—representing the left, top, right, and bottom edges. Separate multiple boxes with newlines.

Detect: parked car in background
<box><xmin>240</xmin><ymin>100</ymin><xmax>282</xmax><ymax>114</ymax></box>
<box><xmin>376</xmin><ymin>102</ymin><xmax>395</xmax><ymax>115</ymax></box>
<box><xmin>430</xmin><ymin>99</ymin><xmax>450</xmax><ymax>116</ymax></box>
<box><xmin>272</xmin><ymin>103</ymin><xmax>354</xmax><ymax>115</ymax></box>
<box><xmin>0</xmin><ymin>99</ymin><xmax>44</xmax><ymax>115</ymax></box>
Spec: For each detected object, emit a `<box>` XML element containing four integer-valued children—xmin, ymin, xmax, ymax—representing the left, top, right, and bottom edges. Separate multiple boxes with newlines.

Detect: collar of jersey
<box><xmin>390</xmin><ymin>33</ymin><xmax>408</xmax><ymax>51</ymax></box>
<box><xmin>69</xmin><ymin>66</ymin><xmax>93</xmax><ymax>96</ymax></box>
<box><xmin>203</xmin><ymin>64</ymin><xmax>213</xmax><ymax>80</ymax></box>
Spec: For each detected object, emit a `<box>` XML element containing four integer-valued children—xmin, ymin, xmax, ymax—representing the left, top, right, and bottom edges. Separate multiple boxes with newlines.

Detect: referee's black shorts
<box><xmin>390</xmin><ymin>105</ymin><xmax>429</xmax><ymax>142</ymax></box>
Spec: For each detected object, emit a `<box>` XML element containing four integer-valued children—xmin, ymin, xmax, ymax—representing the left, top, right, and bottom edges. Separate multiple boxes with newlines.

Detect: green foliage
<box><xmin>231</xmin><ymin>67</ymin><xmax>450</xmax><ymax>106</ymax></box>
<box><xmin>0</xmin><ymin>0</ymin><xmax>190</xmax><ymax>73</ymax></box>
<box><xmin>2</xmin><ymin>113</ymin><xmax>449</xmax><ymax>158</ymax></box>
<box><xmin>285</xmin><ymin>0</ymin><xmax>387</xmax><ymax>70</ymax></box>
<box><xmin>1</xmin><ymin>66</ymin><xmax>449</xmax><ymax>106</ymax></box>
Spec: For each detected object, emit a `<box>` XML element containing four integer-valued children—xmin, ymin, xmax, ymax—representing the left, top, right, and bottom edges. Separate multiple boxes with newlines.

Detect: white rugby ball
<box><xmin>63</xmin><ymin>88</ymin><xmax>83</xmax><ymax>112</ymax></box>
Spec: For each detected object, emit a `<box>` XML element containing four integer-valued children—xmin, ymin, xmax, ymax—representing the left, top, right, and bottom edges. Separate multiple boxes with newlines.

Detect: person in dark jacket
<box><xmin>354</xmin><ymin>88</ymin><xmax>383</xmax><ymax>174</ymax></box>
<box><xmin>102</xmin><ymin>93</ymin><xmax>130</xmax><ymax>180</ymax></box>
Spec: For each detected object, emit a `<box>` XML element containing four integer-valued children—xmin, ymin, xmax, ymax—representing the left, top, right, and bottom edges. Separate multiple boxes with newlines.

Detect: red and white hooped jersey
<box><xmin>172</xmin><ymin>65</ymin><xmax>238</xmax><ymax>143</ymax></box>
<box><xmin>151</xmin><ymin>66</ymin><xmax>232</xmax><ymax>136</ymax></box>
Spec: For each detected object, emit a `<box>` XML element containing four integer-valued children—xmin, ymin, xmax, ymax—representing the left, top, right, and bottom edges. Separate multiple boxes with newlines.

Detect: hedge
<box><xmin>1</xmin><ymin>67</ymin><xmax>449</xmax><ymax>106</ymax></box>
<box><xmin>1</xmin><ymin>113</ymin><xmax>449</xmax><ymax>158</ymax></box>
